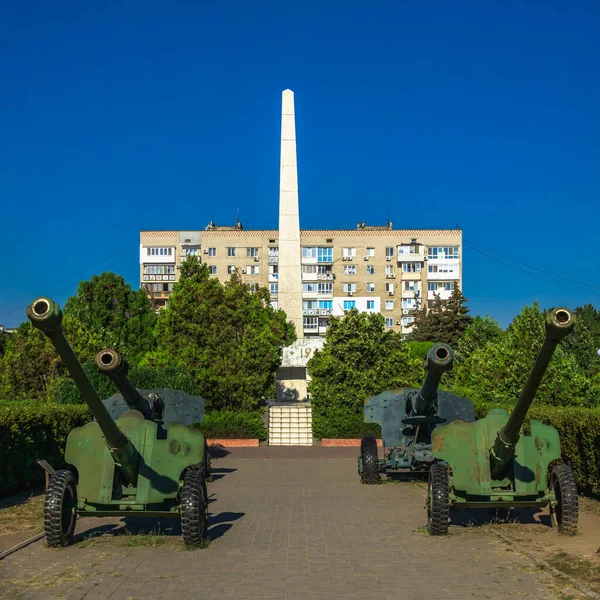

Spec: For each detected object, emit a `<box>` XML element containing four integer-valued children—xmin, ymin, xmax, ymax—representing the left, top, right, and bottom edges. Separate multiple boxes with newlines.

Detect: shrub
<box><xmin>312</xmin><ymin>407</ymin><xmax>381</xmax><ymax>439</ymax></box>
<box><xmin>0</xmin><ymin>402</ymin><xmax>91</xmax><ymax>494</ymax></box>
<box><xmin>190</xmin><ymin>410</ymin><xmax>267</xmax><ymax>440</ymax></box>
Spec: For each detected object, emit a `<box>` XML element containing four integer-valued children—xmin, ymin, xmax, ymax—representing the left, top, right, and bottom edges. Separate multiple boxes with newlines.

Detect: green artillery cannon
<box><xmin>27</xmin><ymin>297</ymin><xmax>209</xmax><ymax>548</ymax></box>
<box><xmin>359</xmin><ymin>343</ymin><xmax>474</xmax><ymax>484</ymax></box>
<box><xmin>427</xmin><ymin>308</ymin><xmax>578</xmax><ymax>535</ymax></box>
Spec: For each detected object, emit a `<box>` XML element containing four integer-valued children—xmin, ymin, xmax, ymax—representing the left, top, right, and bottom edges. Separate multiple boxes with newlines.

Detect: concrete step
<box><xmin>268</xmin><ymin>403</ymin><xmax>313</xmax><ymax>446</ymax></box>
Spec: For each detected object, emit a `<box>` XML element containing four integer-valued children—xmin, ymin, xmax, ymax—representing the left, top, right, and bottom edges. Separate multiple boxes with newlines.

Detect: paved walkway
<box><xmin>0</xmin><ymin>448</ymin><xmax>560</xmax><ymax>599</ymax></box>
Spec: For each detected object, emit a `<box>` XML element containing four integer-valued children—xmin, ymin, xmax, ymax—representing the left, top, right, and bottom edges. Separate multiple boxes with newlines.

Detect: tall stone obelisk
<box><xmin>277</xmin><ymin>89</ymin><xmax>303</xmax><ymax>338</ymax></box>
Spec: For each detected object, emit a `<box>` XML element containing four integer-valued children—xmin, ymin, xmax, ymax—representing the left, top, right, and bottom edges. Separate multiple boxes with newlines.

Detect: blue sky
<box><xmin>1</xmin><ymin>1</ymin><xmax>599</xmax><ymax>328</ymax></box>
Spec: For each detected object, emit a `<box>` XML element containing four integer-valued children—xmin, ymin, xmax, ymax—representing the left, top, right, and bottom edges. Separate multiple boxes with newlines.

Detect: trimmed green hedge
<box><xmin>314</xmin><ymin>403</ymin><xmax>600</xmax><ymax>495</ymax></box>
<box><xmin>0</xmin><ymin>403</ymin><xmax>266</xmax><ymax>496</ymax></box>
<box><xmin>0</xmin><ymin>403</ymin><xmax>91</xmax><ymax>494</ymax></box>
<box><xmin>191</xmin><ymin>410</ymin><xmax>267</xmax><ymax>440</ymax></box>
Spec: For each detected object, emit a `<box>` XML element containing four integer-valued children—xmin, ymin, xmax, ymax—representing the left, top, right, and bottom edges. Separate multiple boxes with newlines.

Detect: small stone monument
<box><xmin>276</xmin><ymin>338</ymin><xmax>325</xmax><ymax>402</ymax></box>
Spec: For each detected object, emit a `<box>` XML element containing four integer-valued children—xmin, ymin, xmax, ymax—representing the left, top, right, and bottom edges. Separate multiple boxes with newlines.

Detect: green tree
<box><xmin>406</xmin><ymin>293</ymin><xmax>446</xmax><ymax>342</ymax></box>
<box><xmin>307</xmin><ymin>309</ymin><xmax>422</xmax><ymax>418</ymax></box>
<box><xmin>455</xmin><ymin>315</ymin><xmax>502</xmax><ymax>364</ymax></box>
<box><xmin>451</xmin><ymin>303</ymin><xmax>599</xmax><ymax>407</ymax></box>
<box><xmin>63</xmin><ymin>272</ymin><xmax>157</xmax><ymax>364</ymax></box>
<box><xmin>0</xmin><ymin>322</ymin><xmax>62</xmax><ymax>400</ymax></box>
<box><xmin>150</xmin><ymin>257</ymin><xmax>295</xmax><ymax>411</ymax></box>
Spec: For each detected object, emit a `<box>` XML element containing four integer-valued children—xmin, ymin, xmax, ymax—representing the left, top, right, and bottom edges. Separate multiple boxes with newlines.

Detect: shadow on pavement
<box><xmin>210</xmin><ymin>467</ymin><xmax>237</xmax><ymax>481</ymax></box>
<box><xmin>450</xmin><ymin>506</ymin><xmax>551</xmax><ymax>529</ymax></box>
<box><xmin>208</xmin><ymin>445</ymin><xmax>231</xmax><ymax>459</ymax></box>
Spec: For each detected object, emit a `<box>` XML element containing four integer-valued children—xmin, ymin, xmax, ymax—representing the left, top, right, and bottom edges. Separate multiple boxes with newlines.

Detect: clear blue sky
<box><xmin>1</xmin><ymin>1</ymin><xmax>599</xmax><ymax>328</ymax></box>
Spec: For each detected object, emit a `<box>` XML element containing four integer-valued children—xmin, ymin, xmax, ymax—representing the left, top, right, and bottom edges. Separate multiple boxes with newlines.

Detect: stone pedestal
<box><xmin>276</xmin><ymin>338</ymin><xmax>325</xmax><ymax>402</ymax></box>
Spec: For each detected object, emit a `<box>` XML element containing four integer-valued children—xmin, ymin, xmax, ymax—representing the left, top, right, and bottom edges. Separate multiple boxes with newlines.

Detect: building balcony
<box><xmin>302</xmin><ymin>273</ymin><xmax>318</xmax><ymax>281</ymax></box>
<box><xmin>427</xmin><ymin>270</ymin><xmax>460</xmax><ymax>280</ymax></box>
<box><xmin>427</xmin><ymin>289</ymin><xmax>453</xmax><ymax>301</ymax></box>
<box><xmin>317</xmin><ymin>273</ymin><xmax>334</xmax><ymax>280</ymax></box>
<box><xmin>397</xmin><ymin>247</ymin><xmax>424</xmax><ymax>261</ymax></box>
<box><xmin>401</xmin><ymin>288</ymin><xmax>421</xmax><ymax>299</ymax></box>
<box><xmin>427</xmin><ymin>255</ymin><xmax>459</xmax><ymax>263</ymax></box>
<box><xmin>302</xmin><ymin>308</ymin><xmax>333</xmax><ymax>317</ymax></box>
<box><xmin>269</xmin><ymin>274</ymin><xmax>279</xmax><ymax>283</ymax></box>
<box><xmin>400</xmin><ymin>271</ymin><xmax>422</xmax><ymax>280</ymax></box>
<box><xmin>268</xmin><ymin>255</ymin><xmax>279</xmax><ymax>263</ymax></box>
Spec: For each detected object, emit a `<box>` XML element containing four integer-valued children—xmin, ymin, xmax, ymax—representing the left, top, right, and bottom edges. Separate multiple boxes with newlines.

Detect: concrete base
<box><xmin>276</xmin><ymin>366</ymin><xmax>308</xmax><ymax>402</ymax></box>
<box><xmin>268</xmin><ymin>403</ymin><xmax>313</xmax><ymax>446</ymax></box>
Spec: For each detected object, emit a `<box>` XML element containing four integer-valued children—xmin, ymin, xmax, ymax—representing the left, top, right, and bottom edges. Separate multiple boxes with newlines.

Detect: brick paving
<box><xmin>0</xmin><ymin>448</ymin><xmax>559</xmax><ymax>599</ymax></box>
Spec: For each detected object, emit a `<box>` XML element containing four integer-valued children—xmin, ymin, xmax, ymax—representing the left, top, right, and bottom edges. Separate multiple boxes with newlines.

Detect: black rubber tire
<box><xmin>427</xmin><ymin>463</ymin><xmax>449</xmax><ymax>536</ymax></box>
<box><xmin>550</xmin><ymin>463</ymin><xmax>578</xmax><ymax>535</ymax></box>
<box><xmin>360</xmin><ymin>436</ymin><xmax>381</xmax><ymax>484</ymax></box>
<box><xmin>181</xmin><ymin>467</ymin><xmax>208</xmax><ymax>548</ymax></box>
<box><xmin>204</xmin><ymin>440</ymin><xmax>212</xmax><ymax>481</ymax></box>
<box><xmin>44</xmin><ymin>470</ymin><xmax>77</xmax><ymax>547</ymax></box>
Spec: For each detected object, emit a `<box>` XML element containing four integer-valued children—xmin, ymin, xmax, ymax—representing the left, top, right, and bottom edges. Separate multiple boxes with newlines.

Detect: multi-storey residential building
<box><xmin>139</xmin><ymin>222</ymin><xmax>461</xmax><ymax>337</ymax></box>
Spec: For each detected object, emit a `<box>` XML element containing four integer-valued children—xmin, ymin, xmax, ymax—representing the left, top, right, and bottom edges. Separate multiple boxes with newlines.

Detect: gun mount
<box><xmin>358</xmin><ymin>343</ymin><xmax>474</xmax><ymax>484</ymax></box>
<box><xmin>428</xmin><ymin>308</ymin><xmax>578</xmax><ymax>536</ymax></box>
<box><xmin>26</xmin><ymin>297</ymin><xmax>209</xmax><ymax>549</ymax></box>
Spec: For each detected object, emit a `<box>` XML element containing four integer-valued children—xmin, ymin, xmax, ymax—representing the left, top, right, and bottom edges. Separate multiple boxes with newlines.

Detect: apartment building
<box><xmin>139</xmin><ymin>222</ymin><xmax>461</xmax><ymax>337</ymax></box>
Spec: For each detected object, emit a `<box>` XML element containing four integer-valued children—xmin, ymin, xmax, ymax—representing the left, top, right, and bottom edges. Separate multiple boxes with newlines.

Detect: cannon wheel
<box><xmin>427</xmin><ymin>463</ymin><xmax>449</xmax><ymax>536</ymax></box>
<box><xmin>550</xmin><ymin>464</ymin><xmax>578</xmax><ymax>535</ymax></box>
<box><xmin>44</xmin><ymin>469</ymin><xmax>77</xmax><ymax>547</ymax></box>
<box><xmin>360</xmin><ymin>436</ymin><xmax>381</xmax><ymax>484</ymax></box>
<box><xmin>204</xmin><ymin>440</ymin><xmax>212</xmax><ymax>481</ymax></box>
<box><xmin>181</xmin><ymin>467</ymin><xmax>209</xmax><ymax>548</ymax></box>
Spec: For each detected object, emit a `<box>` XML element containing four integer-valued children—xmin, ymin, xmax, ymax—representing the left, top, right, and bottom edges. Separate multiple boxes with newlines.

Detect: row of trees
<box><xmin>1</xmin><ymin>258</ymin><xmax>598</xmax><ymax>413</ymax></box>
<box><xmin>307</xmin><ymin>300</ymin><xmax>600</xmax><ymax>416</ymax></box>
<box><xmin>0</xmin><ymin>257</ymin><xmax>295</xmax><ymax>410</ymax></box>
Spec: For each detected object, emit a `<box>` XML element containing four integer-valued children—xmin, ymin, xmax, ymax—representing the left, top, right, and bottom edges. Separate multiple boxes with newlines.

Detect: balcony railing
<box><xmin>302</xmin><ymin>308</ymin><xmax>333</xmax><ymax>317</ymax></box>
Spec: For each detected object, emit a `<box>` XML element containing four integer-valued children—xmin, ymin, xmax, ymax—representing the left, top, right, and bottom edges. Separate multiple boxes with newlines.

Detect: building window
<box><xmin>303</xmin><ymin>316</ymin><xmax>318</xmax><ymax>330</ymax></box>
<box><xmin>398</xmin><ymin>245</ymin><xmax>419</xmax><ymax>256</ymax></box>
<box><xmin>318</xmin><ymin>283</ymin><xmax>333</xmax><ymax>294</ymax></box>
<box><xmin>343</xmin><ymin>283</ymin><xmax>357</xmax><ymax>293</ymax></box>
<box><xmin>366</xmin><ymin>300</ymin><xmax>375</xmax><ymax>310</ymax></box>
<box><xmin>342</xmin><ymin>247</ymin><xmax>356</xmax><ymax>258</ymax></box>
<box><xmin>270</xmin><ymin>283</ymin><xmax>278</xmax><ymax>295</ymax></box>
<box><xmin>343</xmin><ymin>300</ymin><xmax>356</xmax><ymax>310</ymax></box>
<box><xmin>245</xmin><ymin>266</ymin><xmax>260</xmax><ymax>275</ymax></box>
<box><xmin>148</xmin><ymin>247</ymin><xmax>173</xmax><ymax>256</ymax></box>
<box><xmin>207</xmin><ymin>248</ymin><xmax>217</xmax><ymax>257</ymax></box>
<box><xmin>227</xmin><ymin>247</ymin><xmax>236</xmax><ymax>257</ymax></box>
<box><xmin>386</xmin><ymin>283</ymin><xmax>394</xmax><ymax>294</ymax></box>
<box><xmin>429</xmin><ymin>264</ymin><xmax>458</xmax><ymax>274</ymax></box>
<box><xmin>366</xmin><ymin>282</ymin><xmax>375</xmax><ymax>292</ymax></box>
<box><xmin>366</xmin><ymin>247</ymin><xmax>375</xmax><ymax>257</ymax></box>
<box><xmin>246</xmin><ymin>247</ymin><xmax>259</xmax><ymax>257</ymax></box>
<box><xmin>445</xmin><ymin>282</ymin><xmax>455</xmax><ymax>291</ymax></box>
<box><xmin>303</xmin><ymin>283</ymin><xmax>317</xmax><ymax>293</ymax></box>
<box><xmin>317</xmin><ymin>264</ymin><xmax>332</xmax><ymax>274</ymax></box>
<box><xmin>385</xmin><ymin>300</ymin><xmax>394</xmax><ymax>310</ymax></box>
<box><xmin>303</xmin><ymin>300</ymin><xmax>317</xmax><ymax>309</ymax></box>
<box><xmin>184</xmin><ymin>248</ymin><xmax>198</xmax><ymax>256</ymax></box>
<box><xmin>303</xmin><ymin>265</ymin><xmax>317</xmax><ymax>275</ymax></box>
<box><xmin>385</xmin><ymin>247</ymin><xmax>394</xmax><ymax>258</ymax></box>
<box><xmin>402</xmin><ymin>298</ymin><xmax>416</xmax><ymax>308</ymax></box>
<box><xmin>208</xmin><ymin>265</ymin><xmax>217</xmax><ymax>275</ymax></box>
<box><xmin>402</xmin><ymin>316</ymin><xmax>415</xmax><ymax>326</ymax></box>
<box><xmin>144</xmin><ymin>264</ymin><xmax>175</xmax><ymax>275</ymax></box>
<box><xmin>227</xmin><ymin>265</ymin><xmax>236</xmax><ymax>274</ymax></box>
<box><xmin>269</xmin><ymin>247</ymin><xmax>279</xmax><ymax>256</ymax></box>
<box><xmin>427</xmin><ymin>246</ymin><xmax>459</xmax><ymax>259</ymax></box>
<box><xmin>343</xmin><ymin>265</ymin><xmax>356</xmax><ymax>275</ymax></box>
<box><xmin>366</xmin><ymin>265</ymin><xmax>374</xmax><ymax>275</ymax></box>
<box><xmin>317</xmin><ymin>247</ymin><xmax>333</xmax><ymax>262</ymax></box>
<box><xmin>402</xmin><ymin>262</ymin><xmax>421</xmax><ymax>273</ymax></box>
<box><xmin>302</xmin><ymin>247</ymin><xmax>317</xmax><ymax>258</ymax></box>
<box><xmin>248</xmin><ymin>283</ymin><xmax>260</xmax><ymax>292</ymax></box>
<box><xmin>318</xmin><ymin>300</ymin><xmax>332</xmax><ymax>309</ymax></box>
<box><xmin>385</xmin><ymin>318</ymin><xmax>394</xmax><ymax>327</ymax></box>
<box><xmin>385</xmin><ymin>265</ymin><xmax>394</xmax><ymax>275</ymax></box>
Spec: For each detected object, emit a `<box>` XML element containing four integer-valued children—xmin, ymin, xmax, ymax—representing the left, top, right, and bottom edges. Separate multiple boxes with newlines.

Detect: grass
<box><xmin>2</xmin><ymin>566</ymin><xmax>85</xmax><ymax>590</ymax></box>
<box><xmin>546</xmin><ymin>552</ymin><xmax>600</xmax><ymax>594</ymax></box>
<box><xmin>0</xmin><ymin>492</ymin><xmax>44</xmax><ymax>536</ymax></box>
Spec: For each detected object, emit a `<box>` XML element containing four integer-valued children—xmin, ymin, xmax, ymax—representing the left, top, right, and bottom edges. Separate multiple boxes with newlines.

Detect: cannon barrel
<box><xmin>95</xmin><ymin>349</ymin><xmax>152</xmax><ymax>419</ymax></box>
<box><xmin>490</xmin><ymin>307</ymin><xmax>575</xmax><ymax>480</ymax></box>
<box><xmin>26</xmin><ymin>298</ymin><xmax>139</xmax><ymax>485</ymax></box>
<box><xmin>411</xmin><ymin>343</ymin><xmax>454</xmax><ymax>415</ymax></box>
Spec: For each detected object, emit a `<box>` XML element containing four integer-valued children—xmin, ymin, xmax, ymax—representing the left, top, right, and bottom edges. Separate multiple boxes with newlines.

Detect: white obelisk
<box><xmin>277</xmin><ymin>89</ymin><xmax>304</xmax><ymax>338</ymax></box>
